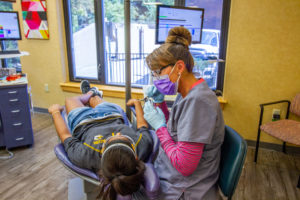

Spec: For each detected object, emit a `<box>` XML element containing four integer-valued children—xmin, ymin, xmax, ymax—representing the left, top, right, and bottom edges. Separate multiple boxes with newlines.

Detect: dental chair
<box><xmin>54</xmin><ymin>105</ymin><xmax>160</xmax><ymax>200</ymax></box>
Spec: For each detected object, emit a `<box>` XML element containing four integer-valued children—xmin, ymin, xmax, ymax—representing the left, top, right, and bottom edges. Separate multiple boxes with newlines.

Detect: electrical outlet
<box><xmin>44</xmin><ymin>83</ymin><xmax>49</xmax><ymax>92</ymax></box>
<box><xmin>272</xmin><ymin>109</ymin><xmax>280</xmax><ymax>121</ymax></box>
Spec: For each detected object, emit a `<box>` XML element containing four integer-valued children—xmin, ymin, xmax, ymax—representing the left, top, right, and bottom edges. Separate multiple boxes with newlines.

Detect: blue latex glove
<box><xmin>143</xmin><ymin>85</ymin><xmax>165</xmax><ymax>103</ymax></box>
<box><xmin>143</xmin><ymin>101</ymin><xmax>166</xmax><ymax>130</ymax></box>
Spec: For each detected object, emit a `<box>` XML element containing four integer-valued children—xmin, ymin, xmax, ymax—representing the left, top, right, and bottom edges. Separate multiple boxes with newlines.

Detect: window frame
<box><xmin>216</xmin><ymin>0</ymin><xmax>231</xmax><ymax>92</ymax></box>
<box><xmin>63</xmin><ymin>0</ymin><xmax>231</xmax><ymax>92</ymax></box>
<box><xmin>63</xmin><ymin>0</ymin><xmax>105</xmax><ymax>84</ymax></box>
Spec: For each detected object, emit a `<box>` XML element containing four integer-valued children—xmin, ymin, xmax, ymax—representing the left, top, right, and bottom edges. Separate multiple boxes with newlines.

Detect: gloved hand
<box><xmin>143</xmin><ymin>101</ymin><xmax>166</xmax><ymax>130</ymax></box>
<box><xmin>143</xmin><ymin>85</ymin><xmax>165</xmax><ymax>103</ymax></box>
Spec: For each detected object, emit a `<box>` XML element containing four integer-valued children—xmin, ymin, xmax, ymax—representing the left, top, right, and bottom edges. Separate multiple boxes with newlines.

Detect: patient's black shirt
<box><xmin>63</xmin><ymin>118</ymin><xmax>153</xmax><ymax>172</ymax></box>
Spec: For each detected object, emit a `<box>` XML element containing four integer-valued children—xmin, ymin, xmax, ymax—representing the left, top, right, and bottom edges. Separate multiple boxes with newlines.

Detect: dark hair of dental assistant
<box><xmin>97</xmin><ymin>139</ymin><xmax>145</xmax><ymax>200</ymax></box>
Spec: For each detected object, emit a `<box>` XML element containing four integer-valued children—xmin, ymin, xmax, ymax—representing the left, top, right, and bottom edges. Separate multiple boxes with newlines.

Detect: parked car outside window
<box><xmin>190</xmin><ymin>29</ymin><xmax>220</xmax><ymax>60</ymax></box>
<box><xmin>190</xmin><ymin>29</ymin><xmax>220</xmax><ymax>89</ymax></box>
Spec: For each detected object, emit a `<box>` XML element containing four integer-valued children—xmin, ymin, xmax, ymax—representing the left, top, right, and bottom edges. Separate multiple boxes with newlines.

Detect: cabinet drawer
<box><xmin>8</xmin><ymin>108</ymin><xmax>23</xmax><ymax>118</ymax></box>
<box><xmin>0</xmin><ymin>108</ymin><xmax>31</xmax><ymax>129</ymax></box>
<box><xmin>7</xmin><ymin>98</ymin><xmax>26</xmax><ymax>107</ymax></box>
<box><xmin>5</xmin><ymin>107</ymin><xmax>29</xmax><ymax>120</ymax></box>
<box><xmin>6</xmin><ymin>120</ymin><xmax>32</xmax><ymax>131</ymax></box>
<box><xmin>4</xmin><ymin>128</ymin><xmax>33</xmax><ymax>149</ymax></box>
<box><xmin>0</xmin><ymin>97</ymin><xmax>30</xmax><ymax>115</ymax></box>
<box><xmin>0</xmin><ymin>86</ymin><xmax>27</xmax><ymax>99</ymax></box>
<box><xmin>2</xmin><ymin>94</ymin><xmax>29</xmax><ymax>106</ymax></box>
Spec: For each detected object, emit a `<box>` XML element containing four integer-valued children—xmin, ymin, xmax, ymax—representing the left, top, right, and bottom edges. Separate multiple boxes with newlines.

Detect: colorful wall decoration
<box><xmin>21</xmin><ymin>0</ymin><xmax>49</xmax><ymax>39</ymax></box>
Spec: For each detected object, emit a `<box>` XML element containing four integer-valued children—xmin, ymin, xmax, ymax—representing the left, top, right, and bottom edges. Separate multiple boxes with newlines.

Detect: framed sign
<box><xmin>21</xmin><ymin>0</ymin><xmax>49</xmax><ymax>39</ymax></box>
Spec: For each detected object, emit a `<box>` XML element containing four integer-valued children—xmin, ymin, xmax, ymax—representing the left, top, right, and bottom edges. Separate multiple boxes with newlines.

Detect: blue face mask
<box><xmin>153</xmin><ymin>66</ymin><xmax>181</xmax><ymax>95</ymax></box>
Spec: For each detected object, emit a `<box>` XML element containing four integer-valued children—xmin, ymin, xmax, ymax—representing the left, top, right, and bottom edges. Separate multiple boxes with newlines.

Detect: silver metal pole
<box><xmin>124</xmin><ymin>0</ymin><xmax>131</xmax><ymax>121</ymax></box>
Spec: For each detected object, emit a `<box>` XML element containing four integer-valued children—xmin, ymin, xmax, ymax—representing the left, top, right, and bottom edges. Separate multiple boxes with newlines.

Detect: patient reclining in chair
<box><xmin>48</xmin><ymin>80</ymin><xmax>153</xmax><ymax>200</ymax></box>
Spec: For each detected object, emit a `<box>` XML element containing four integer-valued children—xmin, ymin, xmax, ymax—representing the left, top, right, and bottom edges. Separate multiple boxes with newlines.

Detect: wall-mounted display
<box><xmin>21</xmin><ymin>0</ymin><xmax>49</xmax><ymax>39</ymax></box>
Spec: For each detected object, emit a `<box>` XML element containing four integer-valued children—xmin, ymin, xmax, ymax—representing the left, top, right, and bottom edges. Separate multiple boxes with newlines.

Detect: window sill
<box><xmin>60</xmin><ymin>82</ymin><xmax>227</xmax><ymax>109</ymax></box>
<box><xmin>60</xmin><ymin>82</ymin><xmax>144</xmax><ymax>99</ymax></box>
<box><xmin>217</xmin><ymin>97</ymin><xmax>227</xmax><ymax>110</ymax></box>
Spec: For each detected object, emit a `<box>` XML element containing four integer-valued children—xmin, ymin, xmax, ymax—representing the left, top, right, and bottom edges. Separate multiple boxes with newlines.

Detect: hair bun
<box><xmin>165</xmin><ymin>26</ymin><xmax>192</xmax><ymax>48</ymax></box>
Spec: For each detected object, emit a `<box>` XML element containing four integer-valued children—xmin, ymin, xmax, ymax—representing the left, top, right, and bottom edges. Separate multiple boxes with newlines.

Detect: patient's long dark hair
<box><xmin>97</xmin><ymin>139</ymin><xmax>145</xmax><ymax>200</ymax></box>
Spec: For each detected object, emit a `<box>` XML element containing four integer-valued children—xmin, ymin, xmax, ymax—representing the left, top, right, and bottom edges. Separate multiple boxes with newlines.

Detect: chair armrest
<box><xmin>143</xmin><ymin>163</ymin><xmax>160</xmax><ymax>200</ymax></box>
<box><xmin>260</xmin><ymin>100</ymin><xmax>290</xmax><ymax>108</ymax></box>
<box><xmin>258</xmin><ymin>100</ymin><xmax>291</xmax><ymax>131</ymax></box>
<box><xmin>259</xmin><ymin>100</ymin><xmax>291</xmax><ymax>123</ymax></box>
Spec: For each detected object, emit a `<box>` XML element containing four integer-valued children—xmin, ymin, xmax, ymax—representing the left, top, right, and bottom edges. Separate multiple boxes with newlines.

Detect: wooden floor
<box><xmin>0</xmin><ymin>112</ymin><xmax>75</xmax><ymax>200</ymax></box>
<box><xmin>0</xmin><ymin>112</ymin><xmax>299</xmax><ymax>200</ymax></box>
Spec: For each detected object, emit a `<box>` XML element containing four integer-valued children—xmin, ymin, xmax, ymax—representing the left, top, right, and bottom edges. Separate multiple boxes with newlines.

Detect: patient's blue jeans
<box><xmin>67</xmin><ymin>102</ymin><xmax>122</xmax><ymax>133</ymax></box>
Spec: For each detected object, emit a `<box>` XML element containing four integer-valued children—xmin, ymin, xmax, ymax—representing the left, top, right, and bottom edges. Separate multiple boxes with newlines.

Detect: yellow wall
<box><xmin>12</xmin><ymin>0</ymin><xmax>300</xmax><ymax>144</ymax></box>
<box><xmin>13</xmin><ymin>0</ymin><xmax>67</xmax><ymax>107</ymax></box>
<box><xmin>223</xmin><ymin>0</ymin><xmax>300</xmax><ymax>144</ymax></box>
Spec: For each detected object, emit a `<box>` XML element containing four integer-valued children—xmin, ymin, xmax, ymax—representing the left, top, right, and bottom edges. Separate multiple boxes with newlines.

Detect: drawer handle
<box><xmin>8</xmin><ymin>91</ymin><xmax>18</xmax><ymax>94</ymax></box>
<box><xmin>9</xmin><ymin>99</ymin><xmax>19</xmax><ymax>102</ymax></box>
<box><xmin>15</xmin><ymin>137</ymin><xmax>24</xmax><ymax>141</ymax></box>
<box><xmin>11</xmin><ymin>110</ymin><xmax>21</xmax><ymax>113</ymax></box>
<box><xmin>13</xmin><ymin>123</ymin><xmax>23</xmax><ymax>126</ymax></box>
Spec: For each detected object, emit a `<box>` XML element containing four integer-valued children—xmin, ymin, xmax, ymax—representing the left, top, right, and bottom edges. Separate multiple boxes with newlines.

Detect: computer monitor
<box><xmin>156</xmin><ymin>5</ymin><xmax>204</xmax><ymax>44</ymax></box>
<box><xmin>0</xmin><ymin>11</ymin><xmax>22</xmax><ymax>41</ymax></box>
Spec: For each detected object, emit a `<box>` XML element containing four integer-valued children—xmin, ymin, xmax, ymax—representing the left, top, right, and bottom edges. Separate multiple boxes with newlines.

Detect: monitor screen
<box><xmin>0</xmin><ymin>11</ymin><xmax>22</xmax><ymax>40</ymax></box>
<box><xmin>156</xmin><ymin>5</ymin><xmax>204</xmax><ymax>44</ymax></box>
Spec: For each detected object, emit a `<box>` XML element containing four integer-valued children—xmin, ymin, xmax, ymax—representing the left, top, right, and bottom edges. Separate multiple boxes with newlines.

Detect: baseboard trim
<box><xmin>33</xmin><ymin>107</ymin><xmax>49</xmax><ymax>113</ymax></box>
<box><xmin>246</xmin><ymin>139</ymin><xmax>300</xmax><ymax>154</ymax></box>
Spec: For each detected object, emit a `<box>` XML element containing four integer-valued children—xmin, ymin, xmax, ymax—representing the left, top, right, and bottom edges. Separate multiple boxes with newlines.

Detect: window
<box><xmin>0</xmin><ymin>1</ymin><xmax>21</xmax><ymax>72</ymax></box>
<box><xmin>104</xmin><ymin>0</ymin><xmax>174</xmax><ymax>86</ymax></box>
<box><xmin>64</xmin><ymin>0</ymin><xmax>174</xmax><ymax>86</ymax></box>
<box><xmin>64</xmin><ymin>0</ymin><xmax>230</xmax><ymax>91</ymax></box>
<box><xmin>187</xmin><ymin>0</ymin><xmax>230</xmax><ymax>91</ymax></box>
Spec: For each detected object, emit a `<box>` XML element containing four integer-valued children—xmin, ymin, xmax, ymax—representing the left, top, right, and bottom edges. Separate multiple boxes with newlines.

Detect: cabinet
<box><xmin>0</xmin><ymin>83</ymin><xmax>34</xmax><ymax>149</ymax></box>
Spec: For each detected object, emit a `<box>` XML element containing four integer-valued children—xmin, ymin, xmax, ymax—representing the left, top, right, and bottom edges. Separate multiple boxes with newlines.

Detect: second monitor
<box><xmin>156</xmin><ymin>5</ymin><xmax>204</xmax><ymax>44</ymax></box>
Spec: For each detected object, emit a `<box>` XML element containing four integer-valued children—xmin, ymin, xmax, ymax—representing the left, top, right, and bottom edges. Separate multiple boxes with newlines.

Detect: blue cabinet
<box><xmin>0</xmin><ymin>84</ymin><xmax>34</xmax><ymax>149</ymax></box>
